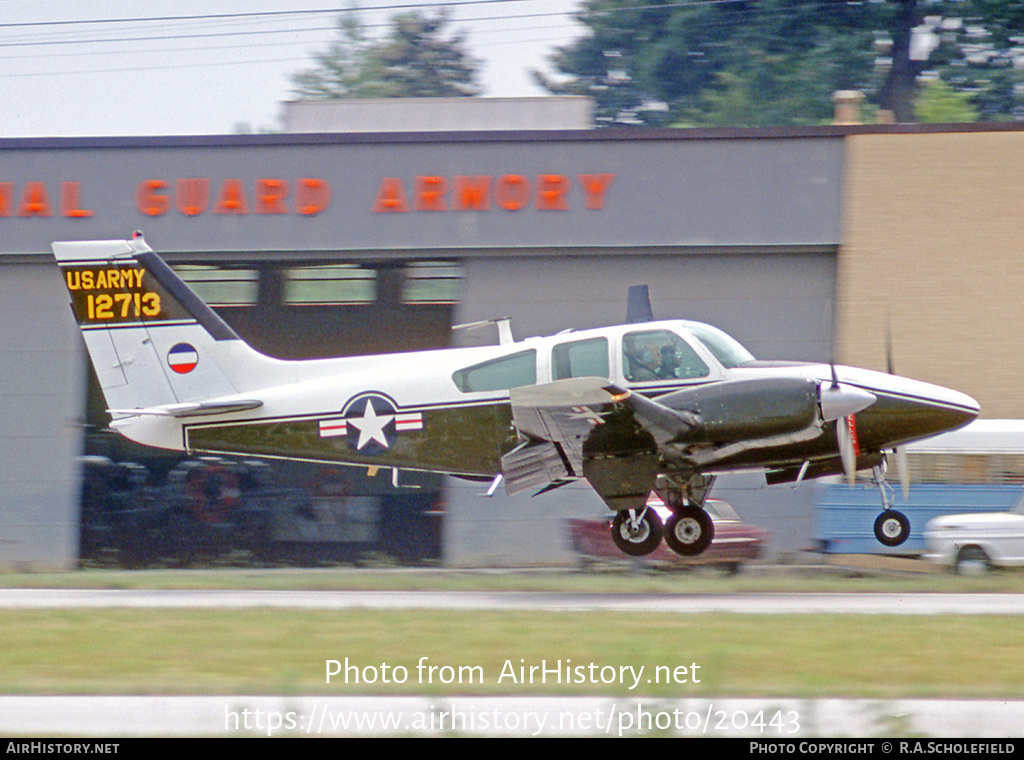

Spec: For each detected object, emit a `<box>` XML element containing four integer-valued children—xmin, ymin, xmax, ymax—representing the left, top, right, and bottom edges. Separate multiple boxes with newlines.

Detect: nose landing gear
<box><xmin>871</xmin><ymin>464</ymin><xmax>910</xmax><ymax>547</ymax></box>
<box><xmin>874</xmin><ymin>509</ymin><xmax>910</xmax><ymax>547</ymax></box>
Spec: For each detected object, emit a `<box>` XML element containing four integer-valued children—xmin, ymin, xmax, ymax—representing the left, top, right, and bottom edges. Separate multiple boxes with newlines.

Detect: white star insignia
<box><xmin>348</xmin><ymin>399</ymin><xmax>394</xmax><ymax>450</ymax></box>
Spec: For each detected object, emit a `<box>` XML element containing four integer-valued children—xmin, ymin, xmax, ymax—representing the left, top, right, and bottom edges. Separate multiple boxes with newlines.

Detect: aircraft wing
<box><xmin>502</xmin><ymin>377</ymin><xmax>699</xmax><ymax>507</ymax></box>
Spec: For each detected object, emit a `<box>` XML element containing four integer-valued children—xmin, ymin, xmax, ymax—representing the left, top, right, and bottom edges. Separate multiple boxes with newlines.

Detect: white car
<box><xmin>924</xmin><ymin>499</ymin><xmax>1024</xmax><ymax>573</ymax></box>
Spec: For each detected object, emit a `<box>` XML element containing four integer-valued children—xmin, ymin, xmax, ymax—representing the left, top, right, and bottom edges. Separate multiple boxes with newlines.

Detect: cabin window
<box><xmin>686</xmin><ymin>322</ymin><xmax>755</xmax><ymax>368</ymax></box>
<box><xmin>453</xmin><ymin>349</ymin><xmax>537</xmax><ymax>393</ymax></box>
<box><xmin>622</xmin><ymin>330</ymin><xmax>709</xmax><ymax>382</ymax></box>
<box><xmin>552</xmin><ymin>337</ymin><xmax>610</xmax><ymax>381</ymax></box>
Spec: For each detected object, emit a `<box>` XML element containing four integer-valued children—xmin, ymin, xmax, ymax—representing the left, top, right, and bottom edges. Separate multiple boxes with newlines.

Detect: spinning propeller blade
<box><xmin>837</xmin><ymin>415</ymin><xmax>857</xmax><ymax>484</ymax></box>
<box><xmin>894</xmin><ymin>445</ymin><xmax>910</xmax><ymax>500</ymax></box>
<box><xmin>885</xmin><ymin>316</ymin><xmax>911</xmax><ymax>500</ymax></box>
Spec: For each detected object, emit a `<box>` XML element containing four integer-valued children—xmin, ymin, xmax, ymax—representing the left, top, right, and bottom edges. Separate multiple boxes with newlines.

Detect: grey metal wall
<box><xmin>0</xmin><ymin>131</ymin><xmax>842</xmax><ymax>256</ymax></box>
<box><xmin>0</xmin><ymin>259</ymin><xmax>85</xmax><ymax>569</ymax></box>
<box><xmin>455</xmin><ymin>249</ymin><xmax>836</xmax><ymax>361</ymax></box>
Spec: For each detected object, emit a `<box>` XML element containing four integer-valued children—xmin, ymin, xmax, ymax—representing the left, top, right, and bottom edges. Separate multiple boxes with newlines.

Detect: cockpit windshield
<box><xmin>685</xmin><ymin>322</ymin><xmax>755</xmax><ymax>369</ymax></box>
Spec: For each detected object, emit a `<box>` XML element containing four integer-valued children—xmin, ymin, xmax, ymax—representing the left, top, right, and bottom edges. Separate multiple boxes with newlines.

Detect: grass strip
<box><xmin>2</xmin><ymin>609</ymin><xmax>1021</xmax><ymax>699</ymax></box>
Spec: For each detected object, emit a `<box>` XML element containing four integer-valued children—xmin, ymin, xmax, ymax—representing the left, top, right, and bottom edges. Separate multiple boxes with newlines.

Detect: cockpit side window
<box><xmin>685</xmin><ymin>322</ymin><xmax>755</xmax><ymax>368</ymax></box>
<box><xmin>452</xmin><ymin>349</ymin><xmax>537</xmax><ymax>393</ymax></box>
<box><xmin>622</xmin><ymin>330</ymin><xmax>709</xmax><ymax>382</ymax></box>
<box><xmin>552</xmin><ymin>337</ymin><xmax>610</xmax><ymax>381</ymax></box>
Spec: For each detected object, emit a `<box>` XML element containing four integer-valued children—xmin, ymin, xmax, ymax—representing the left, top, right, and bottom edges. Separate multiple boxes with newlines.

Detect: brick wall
<box><xmin>838</xmin><ymin>130</ymin><xmax>1024</xmax><ymax>418</ymax></box>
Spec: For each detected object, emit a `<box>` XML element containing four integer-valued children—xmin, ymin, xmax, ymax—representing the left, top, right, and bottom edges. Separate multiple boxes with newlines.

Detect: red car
<box><xmin>565</xmin><ymin>495</ymin><xmax>768</xmax><ymax>572</ymax></box>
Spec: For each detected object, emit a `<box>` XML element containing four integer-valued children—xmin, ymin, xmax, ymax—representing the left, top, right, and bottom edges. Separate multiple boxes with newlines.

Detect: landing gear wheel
<box><xmin>611</xmin><ymin>508</ymin><xmax>664</xmax><ymax>557</ymax></box>
<box><xmin>873</xmin><ymin>510</ymin><xmax>910</xmax><ymax>547</ymax></box>
<box><xmin>664</xmin><ymin>506</ymin><xmax>715</xmax><ymax>557</ymax></box>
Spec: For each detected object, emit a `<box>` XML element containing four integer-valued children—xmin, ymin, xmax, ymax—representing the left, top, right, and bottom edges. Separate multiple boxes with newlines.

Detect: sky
<box><xmin>0</xmin><ymin>0</ymin><xmax>587</xmax><ymax>137</ymax></box>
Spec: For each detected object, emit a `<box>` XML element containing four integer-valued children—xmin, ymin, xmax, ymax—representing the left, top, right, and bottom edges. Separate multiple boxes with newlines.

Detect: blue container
<box><xmin>814</xmin><ymin>483</ymin><xmax>1024</xmax><ymax>554</ymax></box>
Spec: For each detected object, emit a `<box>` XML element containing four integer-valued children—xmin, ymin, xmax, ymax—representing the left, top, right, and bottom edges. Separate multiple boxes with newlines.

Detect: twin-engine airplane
<box><xmin>54</xmin><ymin>234</ymin><xmax>979</xmax><ymax>557</ymax></box>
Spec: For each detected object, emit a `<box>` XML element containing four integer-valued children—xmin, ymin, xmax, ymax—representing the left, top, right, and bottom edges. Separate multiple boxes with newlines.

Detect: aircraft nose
<box><xmin>891</xmin><ymin>380</ymin><xmax>979</xmax><ymax>441</ymax></box>
<box><xmin>929</xmin><ymin>395</ymin><xmax>979</xmax><ymax>432</ymax></box>
<box><xmin>841</xmin><ymin>367</ymin><xmax>979</xmax><ymax>449</ymax></box>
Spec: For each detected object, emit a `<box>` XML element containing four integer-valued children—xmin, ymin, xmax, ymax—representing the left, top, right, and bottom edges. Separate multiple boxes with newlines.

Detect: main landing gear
<box><xmin>870</xmin><ymin>463</ymin><xmax>910</xmax><ymax>547</ymax></box>
<box><xmin>665</xmin><ymin>504</ymin><xmax>714</xmax><ymax>556</ymax></box>
<box><xmin>609</xmin><ymin>476</ymin><xmax>716</xmax><ymax>558</ymax></box>
<box><xmin>611</xmin><ymin>507</ymin><xmax>663</xmax><ymax>557</ymax></box>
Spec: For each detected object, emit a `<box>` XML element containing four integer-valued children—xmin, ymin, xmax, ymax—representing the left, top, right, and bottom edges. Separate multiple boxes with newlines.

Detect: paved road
<box><xmin>3</xmin><ymin>588</ymin><xmax>1024</xmax><ymax>614</ymax></box>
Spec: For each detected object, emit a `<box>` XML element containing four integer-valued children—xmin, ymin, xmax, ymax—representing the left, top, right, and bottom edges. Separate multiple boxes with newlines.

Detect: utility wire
<box><xmin>0</xmin><ymin>1</ymin><xmax>542</xmax><ymax>29</ymax></box>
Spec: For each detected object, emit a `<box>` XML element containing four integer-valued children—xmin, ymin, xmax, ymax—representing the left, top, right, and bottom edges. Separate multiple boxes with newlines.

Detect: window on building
<box><xmin>283</xmin><ymin>264</ymin><xmax>377</xmax><ymax>305</ymax></box>
<box><xmin>453</xmin><ymin>349</ymin><xmax>537</xmax><ymax>393</ymax></box>
<box><xmin>402</xmin><ymin>261</ymin><xmax>463</xmax><ymax>304</ymax></box>
<box><xmin>171</xmin><ymin>265</ymin><xmax>258</xmax><ymax>306</ymax></box>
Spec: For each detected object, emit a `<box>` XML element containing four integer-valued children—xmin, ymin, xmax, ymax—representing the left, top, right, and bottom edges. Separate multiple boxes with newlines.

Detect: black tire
<box><xmin>611</xmin><ymin>509</ymin><xmax>664</xmax><ymax>557</ymax></box>
<box><xmin>664</xmin><ymin>506</ymin><xmax>715</xmax><ymax>557</ymax></box>
<box><xmin>873</xmin><ymin>510</ymin><xmax>910</xmax><ymax>547</ymax></box>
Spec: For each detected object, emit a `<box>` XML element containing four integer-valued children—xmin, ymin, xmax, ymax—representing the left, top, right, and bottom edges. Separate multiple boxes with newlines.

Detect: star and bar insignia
<box><xmin>318</xmin><ymin>393</ymin><xmax>423</xmax><ymax>455</ymax></box>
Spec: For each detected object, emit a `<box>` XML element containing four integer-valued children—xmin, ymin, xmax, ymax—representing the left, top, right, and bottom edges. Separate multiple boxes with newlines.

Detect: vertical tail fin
<box><xmin>53</xmin><ymin>233</ymin><xmax>258</xmax><ymax>413</ymax></box>
<box><xmin>626</xmin><ymin>284</ymin><xmax>654</xmax><ymax>324</ymax></box>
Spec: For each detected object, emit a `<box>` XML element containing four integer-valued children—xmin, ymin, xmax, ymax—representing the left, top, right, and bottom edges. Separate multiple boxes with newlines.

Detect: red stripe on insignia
<box><xmin>169</xmin><ymin>360</ymin><xmax>197</xmax><ymax>374</ymax></box>
<box><xmin>394</xmin><ymin>412</ymin><xmax>423</xmax><ymax>431</ymax></box>
<box><xmin>319</xmin><ymin>419</ymin><xmax>348</xmax><ymax>438</ymax></box>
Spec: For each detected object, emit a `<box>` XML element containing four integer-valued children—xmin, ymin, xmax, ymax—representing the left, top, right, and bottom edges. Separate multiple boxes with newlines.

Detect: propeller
<box><xmin>886</xmin><ymin>318</ymin><xmax>911</xmax><ymax>500</ymax></box>
<box><xmin>836</xmin><ymin>414</ymin><xmax>858</xmax><ymax>484</ymax></box>
<box><xmin>821</xmin><ymin>361</ymin><xmax>875</xmax><ymax>485</ymax></box>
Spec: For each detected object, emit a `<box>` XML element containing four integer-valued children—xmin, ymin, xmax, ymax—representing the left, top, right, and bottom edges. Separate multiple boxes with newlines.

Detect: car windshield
<box><xmin>685</xmin><ymin>322</ymin><xmax>755</xmax><ymax>368</ymax></box>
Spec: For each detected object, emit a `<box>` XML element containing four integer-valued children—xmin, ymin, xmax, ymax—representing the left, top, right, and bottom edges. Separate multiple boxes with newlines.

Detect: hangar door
<box><xmin>79</xmin><ymin>255</ymin><xmax>462</xmax><ymax>567</ymax></box>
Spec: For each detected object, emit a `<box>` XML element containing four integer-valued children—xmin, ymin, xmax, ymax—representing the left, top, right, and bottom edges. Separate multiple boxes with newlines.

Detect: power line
<box><xmin>0</xmin><ymin>1</ymin><xmax>587</xmax><ymax>50</ymax></box>
<box><xmin>0</xmin><ymin>1</ymin><xmax>539</xmax><ymax>29</ymax></box>
<box><xmin>0</xmin><ymin>1</ymin><xmax>825</xmax><ymax>78</ymax></box>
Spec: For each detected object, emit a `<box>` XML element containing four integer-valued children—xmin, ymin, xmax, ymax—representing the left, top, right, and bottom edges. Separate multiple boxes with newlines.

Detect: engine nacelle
<box><xmin>659</xmin><ymin>377</ymin><xmax>820</xmax><ymax>442</ymax></box>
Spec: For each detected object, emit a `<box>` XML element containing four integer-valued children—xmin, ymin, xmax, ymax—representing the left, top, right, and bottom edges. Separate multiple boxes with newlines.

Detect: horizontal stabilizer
<box><xmin>109</xmin><ymin>399</ymin><xmax>263</xmax><ymax>419</ymax></box>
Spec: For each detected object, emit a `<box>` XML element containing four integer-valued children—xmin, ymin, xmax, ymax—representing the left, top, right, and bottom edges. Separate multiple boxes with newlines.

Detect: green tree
<box><xmin>915</xmin><ymin>79</ymin><xmax>981</xmax><ymax>123</ymax></box>
<box><xmin>291</xmin><ymin>9</ymin><xmax>481</xmax><ymax>99</ymax></box>
<box><xmin>538</xmin><ymin>0</ymin><xmax>1024</xmax><ymax>127</ymax></box>
<box><xmin>915</xmin><ymin>1</ymin><xmax>1024</xmax><ymax>121</ymax></box>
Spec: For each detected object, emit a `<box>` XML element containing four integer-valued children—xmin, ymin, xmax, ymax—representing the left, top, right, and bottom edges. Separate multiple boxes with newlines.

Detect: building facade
<box><xmin>0</xmin><ymin>123</ymin><xmax>1019</xmax><ymax>568</ymax></box>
